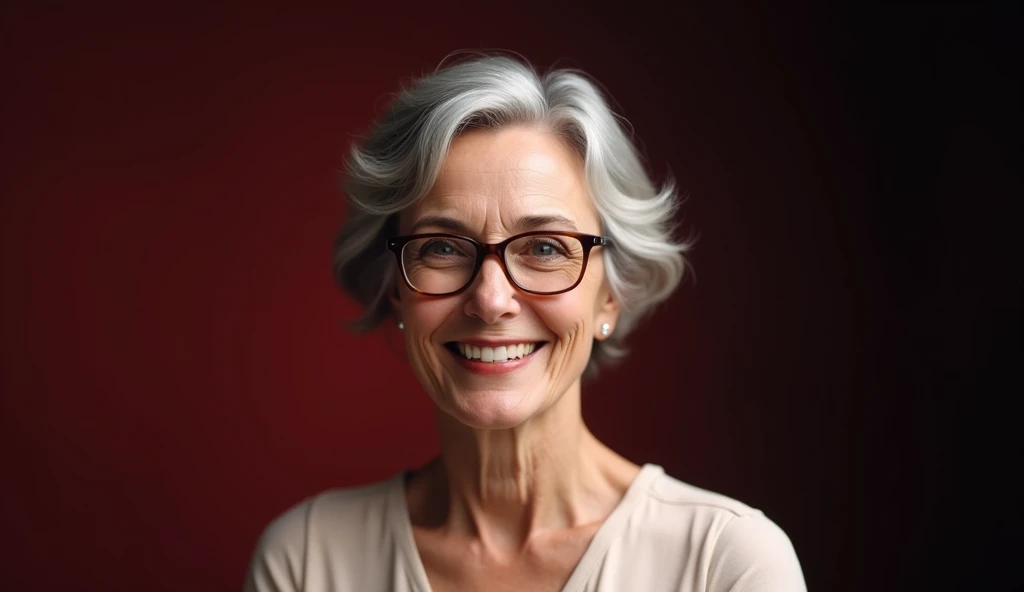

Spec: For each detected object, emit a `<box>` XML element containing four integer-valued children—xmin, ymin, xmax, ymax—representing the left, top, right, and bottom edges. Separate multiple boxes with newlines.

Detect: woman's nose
<box><xmin>463</xmin><ymin>256</ymin><xmax>521</xmax><ymax>324</ymax></box>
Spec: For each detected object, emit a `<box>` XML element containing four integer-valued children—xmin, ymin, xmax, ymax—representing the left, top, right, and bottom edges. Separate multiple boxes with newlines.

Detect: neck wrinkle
<box><xmin>434</xmin><ymin>379</ymin><xmax>598</xmax><ymax>551</ymax></box>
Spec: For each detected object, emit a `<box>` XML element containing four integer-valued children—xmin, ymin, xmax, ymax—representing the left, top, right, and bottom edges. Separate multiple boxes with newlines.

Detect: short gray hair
<box><xmin>332</xmin><ymin>53</ymin><xmax>693</xmax><ymax>376</ymax></box>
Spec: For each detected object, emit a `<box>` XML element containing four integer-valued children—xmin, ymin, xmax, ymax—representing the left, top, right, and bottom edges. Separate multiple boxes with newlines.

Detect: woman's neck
<box><xmin>407</xmin><ymin>381</ymin><xmax>640</xmax><ymax>553</ymax></box>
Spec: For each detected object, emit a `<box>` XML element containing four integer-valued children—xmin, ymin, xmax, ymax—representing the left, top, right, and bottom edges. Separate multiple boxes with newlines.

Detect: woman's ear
<box><xmin>595</xmin><ymin>284</ymin><xmax>621</xmax><ymax>341</ymax></box>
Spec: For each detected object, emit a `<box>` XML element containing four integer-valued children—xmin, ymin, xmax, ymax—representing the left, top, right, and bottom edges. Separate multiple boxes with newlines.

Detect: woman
<box><xmin>245</xmin><ymin>53</ymin><xmax>805</xmax><ymax>591</ymax></box>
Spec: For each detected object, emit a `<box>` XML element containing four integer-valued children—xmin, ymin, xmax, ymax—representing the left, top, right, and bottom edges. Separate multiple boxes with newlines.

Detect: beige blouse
<box><xmin>245</xmin><ymin>464</ymin><xmax>806</xmax><ymax>591</ymax></box>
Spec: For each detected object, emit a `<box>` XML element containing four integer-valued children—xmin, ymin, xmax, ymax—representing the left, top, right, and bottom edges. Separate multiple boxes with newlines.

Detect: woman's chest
<box><xmin>412</xmin><ymin>525</ymin><xmax>600</xmax><ymax>592</ymax></box>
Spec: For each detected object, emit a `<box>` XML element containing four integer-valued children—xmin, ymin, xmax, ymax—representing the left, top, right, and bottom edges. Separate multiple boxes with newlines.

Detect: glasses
<box><xmin>385</xmin><ymin>231</ymin><xmax>610</xmax><ymax>296</ymax></box>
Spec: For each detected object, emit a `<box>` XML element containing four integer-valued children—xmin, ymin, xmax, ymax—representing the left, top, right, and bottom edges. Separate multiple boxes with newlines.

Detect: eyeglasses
<box><xmin>385</xmin><ymin>231</ymin><xmax>610</xmax><ymax>296</ymax></box>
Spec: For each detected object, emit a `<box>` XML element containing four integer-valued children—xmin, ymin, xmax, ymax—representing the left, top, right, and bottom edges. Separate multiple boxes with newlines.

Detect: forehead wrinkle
<box><xmin>506</xmin><ymin>153</ymin><xmax>574</xmax><ymax>189</ymax></box>
<box><xmin>411</xmin><ymin>188</ymin><xmax>594</xmax><ymax>238</ymax></box>
<box><xmin>506</xmin><ymin>173</ymin><xmax>569</xmax><ymax>202</ymax></box>
<box><xmin>405</xmin><ymin>190</ymin><xmax>484</xmax><ymax>234</ymax></box>
<box><xmin>409</xmin><ymin>129</ymin><xmax>598</xmax><ymax>237</ymax></box>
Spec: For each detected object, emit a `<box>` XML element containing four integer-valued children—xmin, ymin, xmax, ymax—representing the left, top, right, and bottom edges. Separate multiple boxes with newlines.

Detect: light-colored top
<box><xmin>245</xmin><ymin>464</ymin><xmax>806</xmax><ymax>591</ymax></box>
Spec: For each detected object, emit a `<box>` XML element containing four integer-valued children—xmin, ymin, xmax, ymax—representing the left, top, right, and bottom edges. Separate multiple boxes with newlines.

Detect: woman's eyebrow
<box><xmin>515</xmin><ymin>215</ymin><xmax>578</xmax><ymax>231</ymax></box>
<box><xmin>410</xmin><ymin>214</ymin><xmax>578</xmax><ymax>234</ymax></box>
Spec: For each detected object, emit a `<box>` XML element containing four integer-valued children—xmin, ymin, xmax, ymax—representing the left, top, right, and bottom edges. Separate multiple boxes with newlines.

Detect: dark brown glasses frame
<box><xmin>385</xmin><ymin>231</ymin><xmax>610</xmax><ymax>296</ymax></box>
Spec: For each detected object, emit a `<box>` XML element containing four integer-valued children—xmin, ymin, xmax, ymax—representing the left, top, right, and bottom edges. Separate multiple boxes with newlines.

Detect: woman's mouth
<box><xmin>445</xmin><ymin>342</ymin><xmax>543</xmax><ymax>363</ymax></box>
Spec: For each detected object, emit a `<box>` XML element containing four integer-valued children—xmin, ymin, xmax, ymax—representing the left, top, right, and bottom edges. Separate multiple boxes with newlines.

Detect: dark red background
<box><xmin>1</xmin><ymin>2</ymin><xmax>1019</xmax><ymax>590</ymax></box>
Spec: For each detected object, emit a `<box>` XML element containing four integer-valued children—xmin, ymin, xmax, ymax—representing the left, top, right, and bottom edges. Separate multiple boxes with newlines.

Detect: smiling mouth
<box><xmin>444</xmin><ymin>342</ymin><xmax>544</xmax><ymax>363</ymax></box>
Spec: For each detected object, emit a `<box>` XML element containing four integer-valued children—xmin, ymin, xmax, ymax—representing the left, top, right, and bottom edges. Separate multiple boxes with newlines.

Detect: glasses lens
<box><xmin>505</xmin><ymin>234</ymin><xmax>585</xmax><ymax>293</ymax></box>
<box><xmin>401</xmin><ymin>236</ymin><xmax>478</xmax><ymax>294</ymax></box>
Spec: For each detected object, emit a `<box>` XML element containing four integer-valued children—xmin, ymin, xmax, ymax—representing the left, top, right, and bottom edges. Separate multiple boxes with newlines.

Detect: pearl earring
<box><xmin>398</xmin><ymin>321</ymin><xmax>404</xmax><ymax>330</ymax></box>
<box><xmin>600</xmin><ymin>323</ymin><xmax>610</xmax><ymax>336</ymax></box>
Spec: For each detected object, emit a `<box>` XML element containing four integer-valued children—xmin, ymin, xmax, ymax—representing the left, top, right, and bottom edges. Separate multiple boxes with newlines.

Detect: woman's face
<box><xmin>391</xmin><ymin>125</ymin><xmax>620</xmax><ymax>429</ymax></box>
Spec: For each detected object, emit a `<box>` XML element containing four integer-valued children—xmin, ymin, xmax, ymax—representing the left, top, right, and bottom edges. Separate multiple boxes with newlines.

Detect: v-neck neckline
<box><xmin>387</xmin><ymin>463</ymin><xmax>664</xmax><ymax>592</ymax></box>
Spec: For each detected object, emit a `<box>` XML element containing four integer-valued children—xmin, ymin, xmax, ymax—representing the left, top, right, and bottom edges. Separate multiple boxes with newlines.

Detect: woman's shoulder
<box><xmin>639</xmin><ymin>466</ymin><xmax>796</xmax><ymax>543</ymax></box>
<box><xmin>259</xmin><ymin>474</ymin><xmax>402</xmax><ymax>545</ymax></box>
<box><xmin>263</xmin><ymin>475</ymin><xmax>398</xmax><ymax>534</ymax></box>
<box><xmin>632</xmin><ymin>466</ymin><xmax>806</xmax><ymax>590</ymax></box>
<box><xmin>642</xmin><ymin>466</ymin><xmax>763</xmax><ymax>517</ymax></box>
<box><xmin>244</xmin><ymin>474</ymin><xmax>404</xmax><ymax>592</ymax></box>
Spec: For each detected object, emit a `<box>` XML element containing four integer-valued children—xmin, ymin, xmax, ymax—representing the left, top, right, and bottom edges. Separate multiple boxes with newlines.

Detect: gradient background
<box><xmin>1</xmin><ymin>2</ymin><xmax>1019</xmax><ymax>590</ymax></box>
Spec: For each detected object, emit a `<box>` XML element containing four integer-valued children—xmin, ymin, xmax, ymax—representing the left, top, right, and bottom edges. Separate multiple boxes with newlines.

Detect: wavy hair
<box><xmin>333</xmin><ymin>53</ymin><xmax>693</xmax><ymax>376</ymax></box>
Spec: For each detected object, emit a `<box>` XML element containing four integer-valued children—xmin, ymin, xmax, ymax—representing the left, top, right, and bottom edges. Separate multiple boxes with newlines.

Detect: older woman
<box><xmin>245</xmin><ymin>54</ymin><xmax>805</xmax><ymax>591</ymax></box>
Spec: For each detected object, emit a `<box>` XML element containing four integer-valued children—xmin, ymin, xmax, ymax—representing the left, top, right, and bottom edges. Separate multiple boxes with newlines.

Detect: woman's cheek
<box><xmin>407</xmin><ymin>332</ymin><xmax>446</xmax><ymax>398</ymax></box>
<box><xmin>544</xmin><ymin>318</ymin><xmax>588</xmax><ymax>391</ymax></box>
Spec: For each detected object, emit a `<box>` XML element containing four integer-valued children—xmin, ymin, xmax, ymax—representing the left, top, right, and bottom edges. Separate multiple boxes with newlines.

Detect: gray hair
<box><xmin>333</xmin><ymin>53</ymin><xmax>693</xmax><ymax>376</ymax></box>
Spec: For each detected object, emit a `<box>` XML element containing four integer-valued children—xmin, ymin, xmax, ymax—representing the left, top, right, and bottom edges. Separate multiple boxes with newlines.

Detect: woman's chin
<box><xmin>444</xmin><ymin>389</ymin><xmax>539</xmax><ymax>430</ymax></box>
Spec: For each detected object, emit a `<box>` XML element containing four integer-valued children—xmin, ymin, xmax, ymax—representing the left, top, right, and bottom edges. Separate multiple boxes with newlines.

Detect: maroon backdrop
<box><xmin>2</xmin><ymin>2</ymin><xmax>1019</xmax><ymax>591</ymax></box>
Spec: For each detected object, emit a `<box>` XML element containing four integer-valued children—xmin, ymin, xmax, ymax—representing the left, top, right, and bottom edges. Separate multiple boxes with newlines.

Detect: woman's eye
<box><xmin>532</xmin><ymin>243</ymin><xmax>554</xmax><ymax>256</ymax></box>
<box><xmin>419</xmin><ymin>240</ymin><xmax>464</xmax><ymax>258</ymax></box>
<box><xmin>526</xmin><ymin>241</ymin><xmax>565</xmax><ymax>257</ymax></box>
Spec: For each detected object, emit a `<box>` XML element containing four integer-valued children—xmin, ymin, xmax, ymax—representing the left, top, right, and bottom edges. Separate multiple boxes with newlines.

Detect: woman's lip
<box><xmin>447</xmin><ymin>345</ymin><xmax>540</xmax><ymax>374</ymax></box>
<box><xmin>447</xmin><ymin>339</ymin><xmax>544</xmax><ymax>347</ymax></box>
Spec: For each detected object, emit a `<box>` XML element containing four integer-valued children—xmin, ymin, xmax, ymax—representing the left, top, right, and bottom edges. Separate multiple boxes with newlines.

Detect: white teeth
<box><xmin>457</xmin><ymin>342</ymin><xmax>538</xmax><ymax>362</ymax></box>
